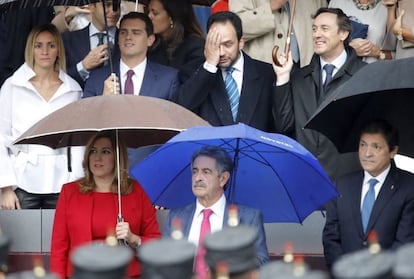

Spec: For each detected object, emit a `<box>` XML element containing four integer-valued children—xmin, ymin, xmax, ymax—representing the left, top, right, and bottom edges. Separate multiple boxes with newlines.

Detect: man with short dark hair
<box><xmin>83</xmin><ymin>12</ymin><xmax>179</xmax><ymax>100</ymax></box>
<box><xmin>273</xmin><ymin>7</ymin><xmax>367</xmax><ymax>181</ymax></box>
<box><xmin>323</xmin><ymin>119</ymin><xmax>414</xmax><ymax>267</ymax></box>
<box><xmin>163</xmin><ymin>146</ymin><xmax>269</xmax><ymax>279</ymax></box>
<box><xmin>177</xmin><ymin>11</ymin><xmax>277</xmax><ymax>133</ymax></box>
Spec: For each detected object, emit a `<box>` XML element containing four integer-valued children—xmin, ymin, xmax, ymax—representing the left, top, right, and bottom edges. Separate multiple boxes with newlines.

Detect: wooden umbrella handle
<box><xmin>272</xmin><ymin>0</ymin><xmax>296</xmax><ymax>67</ymax></box>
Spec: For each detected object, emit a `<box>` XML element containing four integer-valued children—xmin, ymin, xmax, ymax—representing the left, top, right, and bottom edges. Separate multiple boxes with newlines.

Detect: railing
<box><xmin>0</xmin><ymin>210</ymin><xmax>327</xmax><ymax>272</ymax></box>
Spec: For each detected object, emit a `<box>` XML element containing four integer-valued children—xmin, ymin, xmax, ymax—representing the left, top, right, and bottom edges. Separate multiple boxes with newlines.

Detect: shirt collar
<box><xmin>363</xmin><ymin>164</ymin><xmax>391</xmax><ymax>186</ymax></box>
<box><xmin>89</xmin><ymin>23</ymin><xmax>116</xmax><ymax>39</ymax></box>
<box><xmin>195</xmin><ymin>194</ymin><xmax>226</xmax><ymax>218</ymax></box>
<box><xmin>221</xmin><ymin>51</ymin><xmax>244</xmax><ymax>74</ymax></box>
<box><xmin>320</xmin><ymin>49</ymin><xmax>347</xmax><ymax>71</ymax></box>
<box><xmin>120</xmin><ymin>58</ymin><xmax>147</xmax><ymax>77</ymax></box>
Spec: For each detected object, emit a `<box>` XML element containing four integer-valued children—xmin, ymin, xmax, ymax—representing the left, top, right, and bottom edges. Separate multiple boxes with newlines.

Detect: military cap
<box><xmin>138</xmin><ymin>238</ymin><xmax>196</xmax><ymax>279</ymax></box>
<box><xmin>204</xmin><ymin>225</ymin><xmax>259</xmax><ymax>276</ymax></box>
<box><xmin>71</xmin><ymin>241</ymin><xmax>133</xmax><ymax>279</ymax></box>
<box><xmin>332</xmin><ymin>249</ymin><xmax>394</xmax><ymax>279</ymax></box>
<box><xmin>393</xmin><ymin>242</ymin><xmax>414</xmax><ymax>279</ymax></box>
<box><xmin>6</xmin><ymin>271</ymin><xmax>58</xmax><ymax>279</ymax></box>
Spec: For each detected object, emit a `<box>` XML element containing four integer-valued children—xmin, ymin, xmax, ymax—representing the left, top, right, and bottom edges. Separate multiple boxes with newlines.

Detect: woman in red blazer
<box><xmin>50</xmin><ymin>131</ymin><xmax>161</xmax><ymax>279</ymax></box>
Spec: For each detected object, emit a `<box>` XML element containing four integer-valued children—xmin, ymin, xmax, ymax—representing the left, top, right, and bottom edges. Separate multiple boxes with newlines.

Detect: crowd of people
<box><xmin>1</xmin><ymin>0</ymin><xmax>414</xmax><ymax>278</ymax></box>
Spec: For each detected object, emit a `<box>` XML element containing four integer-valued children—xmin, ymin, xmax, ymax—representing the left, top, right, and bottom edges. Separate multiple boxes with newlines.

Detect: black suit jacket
<box><xmin>273</xmin><ymin>48</ymin><xmax>366</xmax><ymax>181</ymax></box>
<box><xmin>149</xmin><ymin>34</ymin><xmax>205</xmax><ymax>84</ymax></box>
<box><xmin>177</xmin><ymin>52</ymin><xmax>276</xmax><ymax>132</ymax></box>
<box><xmin>323</xmin><ymin>165</ymin><xmax>414</xmax><ymax>266</ymax></box>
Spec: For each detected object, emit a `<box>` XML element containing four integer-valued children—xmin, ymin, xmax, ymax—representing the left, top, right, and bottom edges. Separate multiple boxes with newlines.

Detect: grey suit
<box><xmin>163</xmin><ymin>202</ymin><xmax>269</xmax><ymax>265</ymax></box>
<box><xmin>323</xmin><ymin>165</ymin><xmax>414</xmax><ymax>266</ymax></box>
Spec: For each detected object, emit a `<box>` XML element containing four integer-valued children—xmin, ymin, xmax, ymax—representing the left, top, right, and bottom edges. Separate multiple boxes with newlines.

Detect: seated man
<box><xmin>163</xmin><ymin>146</ymin><xmax>269</xmax><ymax>279</ymax></box>
<box><xmin>83</xmin><ymin>12</ymin><xmax>179</xmax><ymax>101</ymax></box>
<box><xmin>323</xmin><ymin>119</ymin><xmax>414</xmax><ymax>267</ymax></box>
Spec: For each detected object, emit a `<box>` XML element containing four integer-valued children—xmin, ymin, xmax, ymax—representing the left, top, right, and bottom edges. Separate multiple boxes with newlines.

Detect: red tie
<box><xmin>124</xmin><ymin>69</ymin><xmax>134</xmax><ymax>94</ymax></box>
<box><xmin>195</xmin><ymin>209</ymin><xmax>213</xmax><ymax>279</ymax></box>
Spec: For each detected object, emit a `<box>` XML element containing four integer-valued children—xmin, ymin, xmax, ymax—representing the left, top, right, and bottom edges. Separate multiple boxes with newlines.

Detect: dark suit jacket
<box><xmin>149</xmin><ymin>34</ymin><xmax>205</xmax><ymax>83</ymax></box>
<box><xmin>62</xmin><ymin>24</ymin><xmax>119</xmax><ymax>88</ymax></box>
<box><xmin>323</xmin><ymin>166</ymin><xmax>414</xmax><ymax>266</ymax></box>
<box><xmin>83</xmin><ymin>59</ymin><xmax>180</xmax><ymax>101</ymax></box>
<box><xmin>163</xmin><ymin>202</ymin><xmax>270</xmax><ymax>265</ymax></box>
<box><xmin>177</xmin><ymin>52</ymin><xmax>276</xmax><ymax>132</ymax></box>
<box><xmin>62</xmin><ymin>26</ymin><xmax>90</xmax><ymax>87</ymax></box>
<box><xmin>273</xmin><ymin>48</ymin><xmax>366</xmax><ymax>181</ymax></box>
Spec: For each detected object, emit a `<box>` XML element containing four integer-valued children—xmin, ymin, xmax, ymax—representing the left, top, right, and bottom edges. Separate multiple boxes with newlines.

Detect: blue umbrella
<box><xmin>131</xmin><ymin>123</ymin><xmax>338</xmax><ymax>223</ymax></box>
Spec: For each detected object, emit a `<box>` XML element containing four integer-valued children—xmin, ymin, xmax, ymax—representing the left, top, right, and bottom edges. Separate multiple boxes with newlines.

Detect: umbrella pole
<box><xmin>101</xmin><ymin>0</ymin><xmax>114</xmax><ymax>74</ymax></box>
<box><xmin>229</xmin><ymin>140</ymin><xmax>240</xmax><ymax>203</ymax></box>
<box><xmin>116</xmin><ymin>130</ymin><xmax>123</xmax><ymax>223</ymax></box>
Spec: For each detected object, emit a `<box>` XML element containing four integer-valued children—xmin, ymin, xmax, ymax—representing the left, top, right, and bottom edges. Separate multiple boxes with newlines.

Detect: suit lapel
<box><xmin>140</xmin><ymin>61</ymin><xmax>156</xmax><ymax>96</ymax></box>
<box><xmin>346</xmin><ymin>172</ymin><xmax>365</xmax><ymax>236</ymax></box>
<box><xmin>182</xmin><ymin>204</ymin><xmax>196</xmax><ymax>237</ymax></box>
<box><xmin>237</xmin><ymin>54</ymin><xmax>263</xmax><ymax>124</ymax></box>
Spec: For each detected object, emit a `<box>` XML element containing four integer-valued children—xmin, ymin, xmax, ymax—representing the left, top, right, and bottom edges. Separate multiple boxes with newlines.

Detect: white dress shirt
<box><xmin>0</xmin><ymin>63</ymin><xmax>84</xmax><ymax>193</ymax></box>
<box><xmin>119</xmin><ymin>58</ymin><xmax>146</xmax><ymax>95</ymax></box>
<box><xmin>188</xmin><ymin>194</ymin><xmax>226</xmax><ymax>247</ymax></box>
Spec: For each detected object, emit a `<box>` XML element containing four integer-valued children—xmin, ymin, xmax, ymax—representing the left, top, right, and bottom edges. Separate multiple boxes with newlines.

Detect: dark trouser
<box><xmin>15</xmin><ymin>188</ymin><xmax>59</xmax><ymax>209</ymax></box>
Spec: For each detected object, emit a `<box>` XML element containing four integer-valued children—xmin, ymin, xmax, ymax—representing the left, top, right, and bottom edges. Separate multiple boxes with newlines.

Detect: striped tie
<box><xmin>225</xmin><ymin>67</ymin><xmax>239</xmax><ymax>121</ymax></box>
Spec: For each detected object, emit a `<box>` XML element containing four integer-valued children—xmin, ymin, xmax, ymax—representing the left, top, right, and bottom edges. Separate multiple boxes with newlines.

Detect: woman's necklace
<box><xmin>352</xmin><ymin>0</ymin><xmax>380</xmax><ymax>10</ymax></box>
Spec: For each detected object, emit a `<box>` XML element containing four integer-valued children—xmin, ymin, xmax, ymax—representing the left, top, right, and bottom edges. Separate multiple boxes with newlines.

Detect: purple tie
<box><xmin>195</xmin><ymin>209</ymin><xmax>213</xmax><ymax>279</ymax></box>
<box><xmin>124</xmin><ymin>69</ymin><xmax>134</xmax><ymax>94</ymax></box>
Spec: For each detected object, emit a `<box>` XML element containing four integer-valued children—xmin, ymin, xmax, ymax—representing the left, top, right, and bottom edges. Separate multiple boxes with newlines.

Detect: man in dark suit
<box><xmin>163</xmin><ymin>146</ymin><xmax>269</xmax><ymax>278</ymax></box>
<box><xmin>323</xmin><ymin>119</ymin><xmax>414</xmax><ymax>267</ymax></box>
<box><xmin>273</xmin><ymin>8</ymin><xmax>367</xmax><ymax>182</ymax></box>
<box><xmin>62</xmin><ymin>1</ymin><xmax>120</xmax><ymax>87</ymax></box>
<box><xmin>83</xmin><ymin>12</ymin><xmax>179</xmax><ymax>101</ymax></box>
<box><xmin>177</xmin><ymin>11</ymin><xmax>276</xmax><ymax>133</ymax></box>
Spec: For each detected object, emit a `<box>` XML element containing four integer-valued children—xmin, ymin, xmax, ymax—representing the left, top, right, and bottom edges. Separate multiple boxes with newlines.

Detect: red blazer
<box><xmin>50</xmin><ymin>181</ymin><xmax>161</xmax><ymax>279</ymax></box>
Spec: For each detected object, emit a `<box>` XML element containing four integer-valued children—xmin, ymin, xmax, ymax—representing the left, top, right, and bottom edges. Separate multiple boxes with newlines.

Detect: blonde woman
<box><xmin>0</xmin><ymin>24</ymin><xmax>83</xmax><ymax>210</ymax></box>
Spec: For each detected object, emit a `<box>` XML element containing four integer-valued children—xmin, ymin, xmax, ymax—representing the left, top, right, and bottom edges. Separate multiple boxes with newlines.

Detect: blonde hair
<box><xmin>24</xmin><ymin>23</ymin><xmax>66</xmax><ymax>71</ymax></box>
<box><xmin>78</xmin><ymin>131</ymin><xmax>134</xmax><ymax>194</ymax></box>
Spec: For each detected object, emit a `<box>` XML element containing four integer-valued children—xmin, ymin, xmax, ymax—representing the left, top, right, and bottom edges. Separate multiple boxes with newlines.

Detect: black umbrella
<box><xmin>305</xmin><ymin>57</ymin><xmax>414</xmax><ymax>157</ymax></box>
<box><xmin>0</xmin><ymin>0</ymin><xmax>214</xmax><ymax>11</ymax></box>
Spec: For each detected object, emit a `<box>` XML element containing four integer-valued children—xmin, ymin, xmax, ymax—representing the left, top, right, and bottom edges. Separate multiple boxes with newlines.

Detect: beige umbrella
<box><xmin>14</xmin><ymin>94</ymin><xmax>210</xmax><ymax>223</ymax></box>
<box><xmin>14</xmin><ymin>95</ymin><xmax>209</xmax><ymax>148</ymax></box>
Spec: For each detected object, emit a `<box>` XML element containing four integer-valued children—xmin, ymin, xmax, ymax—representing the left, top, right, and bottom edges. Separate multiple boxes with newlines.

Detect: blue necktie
<box><xmin>225</xmin><ymin>67</ymin><xmax>239</xmax><ymax>121</ymax></box>
<box><xmin>361</xmin><ymin>178</ymin><xmax>378</xmax><ymax>233</ymax></box>
<box><xmin>323</xmin><ymin>64</ymin><xmax>335</xmax><ymax>92</ymax></box>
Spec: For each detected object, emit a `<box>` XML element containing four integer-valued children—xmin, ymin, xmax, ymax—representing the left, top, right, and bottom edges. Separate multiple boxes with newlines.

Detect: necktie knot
<box><xmin>96</xmin><ymin>32</ymin><xmax>106</xmax><ymax>46</ymax></box>
<box><xmin>323</xmin><ymin>64</ymin><xmax>335</xmax><ymax>76</ymax></box>
<box><xmin>127</xmin><ymin>69</ymin><xmax>134</xmax><ymax>78</ymax></box>
<box><xmin>368</xmin><ymin>178</ymin><xmax>378</xmax><ymax>190</ymax></box>
<box><xmin>226</xmin><ymin>67</ymin><xmax>235</xmax><ymax>75</ymax></box>
<box><xmin>202</xmin><ymin>208</ymin><xmax>213</xmax><ymax>220</ymax></box>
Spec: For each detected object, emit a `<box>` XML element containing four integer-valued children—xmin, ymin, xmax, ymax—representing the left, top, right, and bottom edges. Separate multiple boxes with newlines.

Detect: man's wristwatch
<box><xmin>379</xmin><ymin>51</ymin><xmax>386</xmax><ymax>60</ymax></box>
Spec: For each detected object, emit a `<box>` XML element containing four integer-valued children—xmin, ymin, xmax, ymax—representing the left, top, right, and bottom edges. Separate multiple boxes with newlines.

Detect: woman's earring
<box><xmin>170</xmin><ymin>20</ymin><xmax>174</xmax><ymax>29</ymax></box>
